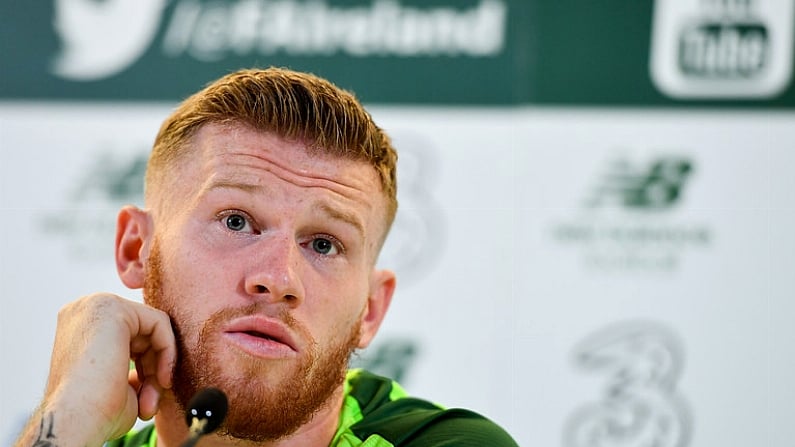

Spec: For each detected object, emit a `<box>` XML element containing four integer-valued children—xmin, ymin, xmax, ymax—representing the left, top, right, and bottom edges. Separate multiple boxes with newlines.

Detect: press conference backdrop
<box><xmin>1</xmin><ymin>1</ymin><xmax>793</xmax><ymax>446</ymax></box>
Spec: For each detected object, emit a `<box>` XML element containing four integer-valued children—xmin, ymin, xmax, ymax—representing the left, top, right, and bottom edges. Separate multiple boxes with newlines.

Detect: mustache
<box><xmin>166</xmin><ymin>301</ymin><xmax>309</xmax><ymax>345</ymax></box>
<box><xmin>204</xmin><ymin>303</ymin><xmax>300</xmax><ymax>331</ymax></box>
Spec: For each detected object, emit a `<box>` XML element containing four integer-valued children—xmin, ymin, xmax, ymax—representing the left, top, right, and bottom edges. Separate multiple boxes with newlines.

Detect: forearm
<box><xmin>14</xmin><ymin>295</ymin><xmax>175</xmax><ymax>447</ymax></box>
<box><xmin>14</xmin><ymin>398</ymin><xmax>107</xmax><ymax>447</ymax></box>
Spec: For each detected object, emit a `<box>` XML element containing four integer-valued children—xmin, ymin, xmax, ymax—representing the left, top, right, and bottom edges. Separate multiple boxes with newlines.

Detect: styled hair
<box><xmin>145</xmin><ymin>67</ymin><xmax>398</xmax><ymax>230</ymax></box>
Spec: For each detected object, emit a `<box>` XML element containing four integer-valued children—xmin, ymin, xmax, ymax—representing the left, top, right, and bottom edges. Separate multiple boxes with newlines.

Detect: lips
<box><xmin>223</xmin><ymin>316</ymin><xmax>298</xmax><ymax>356</ymax></box>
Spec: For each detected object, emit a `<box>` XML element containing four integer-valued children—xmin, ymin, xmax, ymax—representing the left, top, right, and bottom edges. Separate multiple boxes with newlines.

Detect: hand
<box><xmin>15</xmin><ymin>293</ymin><xmax>176</xmax><ymax>447</ymax></box>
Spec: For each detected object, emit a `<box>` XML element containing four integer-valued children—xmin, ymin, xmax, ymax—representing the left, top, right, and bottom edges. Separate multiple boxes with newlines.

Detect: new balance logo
<box><xmin>584</xmin><ymin>158</ymin><xmax>693</xmax><ymax>210</ymax></box>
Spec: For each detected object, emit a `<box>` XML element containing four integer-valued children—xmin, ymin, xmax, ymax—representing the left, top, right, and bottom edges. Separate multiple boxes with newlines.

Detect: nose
<box><xmin>243</xmin><ymin>235</ymin><xmax>304</xmax><ymax>306</ymax></box>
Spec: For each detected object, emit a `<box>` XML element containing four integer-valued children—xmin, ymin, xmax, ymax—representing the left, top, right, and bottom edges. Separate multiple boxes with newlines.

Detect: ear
<box><xmin>357</xmin><ymin>269</ymin><xmax>397</xmax><ymax>349</ymax></box>
<box><xmin>115</xmin><ymin>205</ymin><xmax>153</xmax><ymax>289</ymax></box>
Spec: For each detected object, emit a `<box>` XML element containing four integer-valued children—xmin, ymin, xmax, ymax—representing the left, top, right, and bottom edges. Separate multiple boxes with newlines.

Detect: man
<box><xmin>14</xmin><ymin>68</ymin><xmax>518</xmax><ymax>447</ymax></box>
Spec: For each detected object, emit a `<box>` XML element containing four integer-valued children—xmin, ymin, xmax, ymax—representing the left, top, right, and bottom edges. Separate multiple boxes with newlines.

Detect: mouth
<box><xmin>223</xmin><ymin>316</ymin><xmax>298</xmax><ymax>358</ymax></box>
<box><xmin>240</xmin><ymin>330</ymin><xmax>281</xmax><ymax>343</ymax></box>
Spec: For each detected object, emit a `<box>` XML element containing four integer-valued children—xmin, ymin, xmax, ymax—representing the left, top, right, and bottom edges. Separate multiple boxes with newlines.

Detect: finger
<box><xmin>127</xmin><ymin>305</ymin><xmax>177</xmax><ymax>389</ymax></box>
<box><xmin>133</xmin><ymin>345</ymin><xmax>158</xmax><ymax>391</ymax></box>
<box><xmin>128</xmin><ymin>368</ymin><xmax>142</xmax><ymax>393</ymax></box>
<box><xmin>133</xmin><ymin>351</ymin><xmax>164</xmax><ymax>420</ymax></box>
<box><xmin>157</xmin><ymin>346</ymin><xmax>176</xmax><ymax>390</ymax></box>
<box><xmin>129</xmin><ymin>367</ymin><xmax>161</xmax><ymax>420</ymax></box>
<box><xmin>137</xmin><ymin>380</ymin><xmax>163</xmax><ymax>420</ymax></box>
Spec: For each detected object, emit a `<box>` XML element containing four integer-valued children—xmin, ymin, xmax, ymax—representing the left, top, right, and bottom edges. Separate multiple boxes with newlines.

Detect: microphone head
<box><xmin>185</xmin><ymin>387</ymin><xmax>229</xmax><ymax>435</ymax></box>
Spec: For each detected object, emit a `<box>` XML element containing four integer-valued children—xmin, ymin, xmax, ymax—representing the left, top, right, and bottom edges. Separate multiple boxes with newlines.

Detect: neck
<box><xmin>153</xmin><ymin>387</ymin><xmax>345</xmax><ymax>447</ymax></box>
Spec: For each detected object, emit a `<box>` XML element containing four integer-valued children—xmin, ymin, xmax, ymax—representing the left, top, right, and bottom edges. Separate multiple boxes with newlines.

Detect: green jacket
<box><xmin>107</xmin><ymin>369</ymin><xmax>518</xmax><ymax>446</ymax></box>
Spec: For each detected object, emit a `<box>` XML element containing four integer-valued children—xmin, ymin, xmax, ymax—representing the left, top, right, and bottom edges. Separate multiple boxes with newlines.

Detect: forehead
<box><xmin>174</xmin><ymin>122</ymin><xmax>389</xmax><ymax>239</ymax></box>
<box><xmin>189</xmin><ymin>122</ymin><xmax>378</xmax><ymax>191</ymax></box>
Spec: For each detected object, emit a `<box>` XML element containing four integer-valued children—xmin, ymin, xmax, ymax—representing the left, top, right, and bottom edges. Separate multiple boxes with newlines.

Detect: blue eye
<box><xmin>225</xmin><ymin>214</ymin><xmax>248</xmax><ymax>231</ymax></box>
<box><xmin>312</xmin><ymin>238</ymin><xmax>338</xmax><ymax>255</ymax></box>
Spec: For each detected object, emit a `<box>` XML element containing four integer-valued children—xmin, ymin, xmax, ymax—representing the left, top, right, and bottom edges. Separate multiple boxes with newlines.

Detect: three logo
<box><xmin>564</xmin><ymin>321</ymin><xmax>691</xmax><ymax>447</ymax></box>
<box><xmin>351</xmin><ymin>338</ymin><xmax>419</xmax><ymax>384</ymax></box>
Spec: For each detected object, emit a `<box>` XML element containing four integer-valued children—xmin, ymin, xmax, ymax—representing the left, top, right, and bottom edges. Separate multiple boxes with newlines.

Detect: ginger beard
<box><xmin>143</xmin><ymin>240</ymin><xmax>363</xmax><ymax>442</ymax></box>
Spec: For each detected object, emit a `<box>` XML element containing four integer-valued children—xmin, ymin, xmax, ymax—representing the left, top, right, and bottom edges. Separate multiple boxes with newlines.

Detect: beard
<box><xmin>143</xmin><ymin>240</ymin><xmax>362</xmax><ymax>442</ymax></box>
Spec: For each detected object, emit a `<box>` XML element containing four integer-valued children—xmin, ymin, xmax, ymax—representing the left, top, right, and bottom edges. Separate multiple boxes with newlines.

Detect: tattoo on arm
<box><xmin>32</xmin><ymin>412</ymin><xmax>57</xmax><ymax>447</ymax></box>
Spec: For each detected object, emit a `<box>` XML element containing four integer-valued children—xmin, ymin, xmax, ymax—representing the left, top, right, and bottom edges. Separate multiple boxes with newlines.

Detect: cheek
<box><xmin>312</xmin><ymin>286</ymin><xmax>369</xmax><ymax>337</ymax></box>
<box><xmin>172</xmin><ymin>239</ymin><xmax>240</xmax><ymax>289</ymax></box>
<box><xmin>153</xmin><ymin>250</ymin><xmax>229</xmax><ymax>329</ymax></box>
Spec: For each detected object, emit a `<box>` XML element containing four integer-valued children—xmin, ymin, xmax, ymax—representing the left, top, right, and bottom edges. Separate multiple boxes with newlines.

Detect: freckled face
<box><xmin>143</xmin><ymin>122</ymin><xmax>389</xmax><ymax>441</ymax></box>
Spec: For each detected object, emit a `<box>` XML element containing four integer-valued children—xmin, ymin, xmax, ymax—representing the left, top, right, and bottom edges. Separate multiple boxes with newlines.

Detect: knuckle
<box><xmin>58</xmin><ymin>293</ymin><xmax>126</xmax><ymax>324</ymax></box>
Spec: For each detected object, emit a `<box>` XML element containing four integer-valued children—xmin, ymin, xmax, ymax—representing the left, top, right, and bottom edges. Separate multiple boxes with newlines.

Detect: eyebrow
<box><xmin>312</xmin><ymin>202</ymin><xmax>365</xmax><ymax>241</ymax></box>
<box><xmin>203</xmin><ymin>179</ymin><xmax>262</xmax><ymax>195</ymax></box>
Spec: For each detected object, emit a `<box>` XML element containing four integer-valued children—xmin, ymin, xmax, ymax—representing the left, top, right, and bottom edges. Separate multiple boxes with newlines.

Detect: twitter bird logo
<box><xmin>51</xmin><ymin>0</ymin><xmax>168</xmax><ymax>81</ymax></box>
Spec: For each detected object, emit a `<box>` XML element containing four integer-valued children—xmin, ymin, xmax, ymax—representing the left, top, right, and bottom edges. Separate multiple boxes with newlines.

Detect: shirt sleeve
<box><xmin>104</xmin><ymin>424</ymin><xmax>155</xmax><ymax>447</ymax></box>
<box><xmin>349</xmin><ymin>397</ymin><xmax>519</xmax><ymax>447</ymax></box>
<box><xmin>398</xmin><ymin>408</ymin><xmax>519</xmax><ymax>447</ymax></box>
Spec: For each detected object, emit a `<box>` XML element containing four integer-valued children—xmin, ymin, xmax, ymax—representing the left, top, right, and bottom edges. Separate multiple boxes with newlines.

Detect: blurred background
<box><xmin>1</xmin><ymin>1</ymin><xmax>794</xmax><ymax>446</ymax></box>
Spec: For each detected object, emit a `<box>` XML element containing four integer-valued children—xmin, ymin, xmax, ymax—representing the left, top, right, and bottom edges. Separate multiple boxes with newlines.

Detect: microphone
<box><xmin>180</xmin><ymin>387</ymin><xmax>229</xmax><ymax>447</ymax></box>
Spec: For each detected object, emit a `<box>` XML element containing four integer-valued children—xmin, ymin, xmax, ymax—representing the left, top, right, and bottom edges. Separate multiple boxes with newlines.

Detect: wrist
<box><xmin>33</xmin><ymin>391</ymin><xmax>119</xmax><ymax>447</ymax></box>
